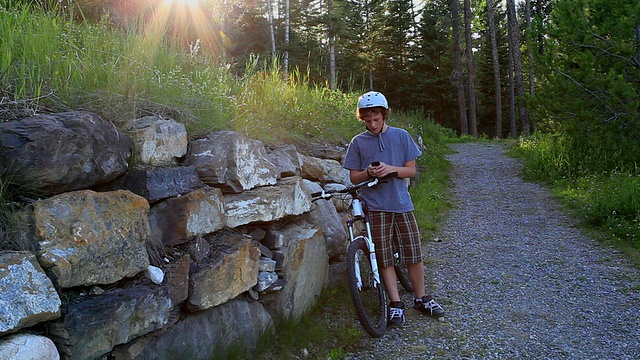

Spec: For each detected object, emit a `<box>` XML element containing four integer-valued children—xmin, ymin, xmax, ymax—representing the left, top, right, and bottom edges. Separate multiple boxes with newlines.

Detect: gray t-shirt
<box><xmin>343</xmin><ymin>126</ymin><xmax>422</xmax><ymax>213</ymax></box>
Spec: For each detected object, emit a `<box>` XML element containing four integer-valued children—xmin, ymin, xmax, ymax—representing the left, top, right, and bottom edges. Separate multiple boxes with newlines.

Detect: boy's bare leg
<box><xmin>380</xmin><ymin>265</ymin><xmax>401</xmax><ymax>302</ymax></box>
<box><xmin>408</xmin><ymin>261</ymin><xmax>445</xmax><ymax>317</ymax></box>
<box><xmin>407</xmin><ymin>262</ymin><xmax>426</xmax><ymax>298</ymax></box>
<box><xmin>382</xmin><ymin>265</ymin><xmax>406</xmax><ymax>326</ymax></box>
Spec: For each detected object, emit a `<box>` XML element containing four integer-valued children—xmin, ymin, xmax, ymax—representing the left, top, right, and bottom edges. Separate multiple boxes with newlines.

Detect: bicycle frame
<box><xmin>347</xmin><ymin>197</ymin><xmax>382</xmax><ymax>291</ymax></box>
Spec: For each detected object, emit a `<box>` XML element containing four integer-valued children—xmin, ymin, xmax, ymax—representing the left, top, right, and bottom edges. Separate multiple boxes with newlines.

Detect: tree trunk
<box><xmin>525</xmin><ymin>0</ymin><xmax>536</xmax><ymax>133</ymax></box>
<box><xmin>635</xmin><ymin>22</ymin><xmax>640</xmax><ymax>69</ymax></box>
<box><xmin>451</xmin><ymin>0</ymin><xmax>468</xmax><ymax>135</ymax></box>
<box><xmin>266</xmin><ymin>0</ymin><xmax>277</xmax><ymax>55</ymax></box>
<box><xmin>328</xmin><ymin>0</ymin><xmax>336</xmax><ymax>90</ymax></box>
<box><xmin>486</xmin><ymin>0</ymin><xmax>503</xmax><ymax>139</ymax></box>
<box><xmin>525</xmin><ymin>0</ymin><xmax>534</xmax><ymax>98</ymax></box>
<box><xmin>463</xmin><ymin>0</ymin><xmax>478</xmax><ymax>137</ymax></box>
<box><xmin>284</xmin><ymin>0</ymin><xmax>290</xmax><ymax>79</ymax></box>
<box><xmin>506</xmin><ymin>0</ymin><xmax>530</xmax><ymax>136</ymax></box>
<box><xmin>508</xmin><ymin>25</ymin><xmax>517</xmax><ymax>138</ymax></box>
<box><xmin>636</xmin><ymin>21</ymin><xmax>640</xmax><ymax>120</ymax></box>
<box><xmin>364</xmin><ymin>0</ymin><xmax>374</xmax><ymax>90</ymax></box>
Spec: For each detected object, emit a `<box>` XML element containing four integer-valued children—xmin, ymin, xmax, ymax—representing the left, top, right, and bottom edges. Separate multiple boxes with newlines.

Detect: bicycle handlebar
<box><xmin>310</xmin><ymin>171</ymin><xmax>398</xmax><ymax>202</ymax></box>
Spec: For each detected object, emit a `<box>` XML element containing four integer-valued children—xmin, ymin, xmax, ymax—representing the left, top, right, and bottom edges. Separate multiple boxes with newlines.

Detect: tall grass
<box><xmin>1</xmin><ymin>3</ymin><xmax>233</xmax><ymax>131</ymax></box>
<box><xmin>230</xmin><ymin>57</ymin><xmax>356</xmax><ymax>144</ymax></box>
<box><xmin>0</xmin><ymin>4</ymin><xmax>358</xmax><ymax>144</ymax></box>
<box><xmin>514</xmin><ymin>132</ymin><xmax>640</xmax><ymax>181</ymax></box>
<box><xmin>406</xmin><ymin>114</ymin><xmax>455</xmax><ymax>233</ymax></box>
<box><xmin>512</xmin><ymin>134</ymin><xmax>572</xmax><ymax>181</ymax></box>
<box><xmin>555</xmin><ymin>174</ymin><xmax>640</xmax><ymax>248</ymax></box>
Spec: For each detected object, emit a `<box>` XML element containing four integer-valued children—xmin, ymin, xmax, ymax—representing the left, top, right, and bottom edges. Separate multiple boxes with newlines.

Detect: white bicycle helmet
<box><xmin>357</xmin><ymin>91</ymin><xmax>389</xmax><ymax>109</ymax></box>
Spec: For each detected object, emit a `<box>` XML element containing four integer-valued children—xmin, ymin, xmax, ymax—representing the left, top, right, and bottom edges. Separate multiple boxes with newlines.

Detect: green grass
<box><xmin>511</xmin><ymin>134</ymin><xmax>640</xmax><ymax>266</ymax></box>
<box><xmin>412</xmin><ymin>144</ymin><xmax>453</xmax><ymax>234</ymax></box>
<box><xmin>550</xmin><ymin>174</ymin><xmax>640</xmax><ymax>265</ymax></box>
<box><xmin>0</xmin><ymin>4</ymin><xmax>356</xmax><ymax>144</ymax></box>
<box><xmin>255</xmin><ymin>286</ymin><xmax>365</xmax><ymax>359</ymax></box>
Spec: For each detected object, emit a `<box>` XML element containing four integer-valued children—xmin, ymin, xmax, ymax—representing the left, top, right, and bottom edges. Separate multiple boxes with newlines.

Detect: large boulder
<box><xmin>0</xmin><ymin>333</ymin><xmax>59</xmax><ymax>360</ymax></box>
<box><xmin>148</xmin><ymin>187</ymin><xmax>227</xmax><ymax>247</ymax></box>
<box><xmin>297</xmin><ymin>142</ymin><xmax>347</xmax><ymax>162</ymax></box>
<box><xmin>109</xmin><ymin>298</ymin><xmax>273</xmax><ymax>360</ymax></box>
<box><xmin>0</xmin><ymin>251</ymin><xmax>61</xmax><ymax>336</ymax></box>
<box><xmin>266</xmin><ymin>144</ymin><xmax>302</xmax><ymax>178</ymax></box>
<box><xmin>319</xmin><ymin>158</ymin><xmax>351</xmax><ymax>185</ymax></box>
<box><xmin>186</xmin><ymin>131</ymin><xmax>278</xmax><ymax>193</ymax></box>
<box><xmin>30</xmin><ymin>190</ymin><xmax>150</xmax><ymax>288</ymax></box>
<box><xmin>224</xmin><ymin>176</ymin><xmax>312</xmax><ymax>228</ymax></box>
<box><xmin>107</xmin><ymin>165</ymin><xmax>204</xmax><ymax>203</ymax></box>
<box><xmin>186</xmin><ymin>234</ymin><xmax>260</xmax><ymax>312</ymax></box>
<box><xmin>300</xmin><ymin>154</ymin><xmax>325</xmax><ymax>182</ymax></box>
<box><xmin>263</xmin><ymin>222</ymin><xmax>328</xmax><ymax>320</ymax></box>
<box><xmin>0</xmin><ymin>111</ymin><xmax>131</xmax><ymax>196</ymax></box>
<box><xmin>300</xmin><ymin>180</ymin><xmax>348</xmax><ymax>260</ymax></box>
<box><xmin>47</xmin><ymin>284</ymin><xmax>175</xmax><ymax>360</ymax></box>
<box><xmin>125</xmin><ymin>115</ymin><xmax>188</xmax><ymax>166</ymax></box>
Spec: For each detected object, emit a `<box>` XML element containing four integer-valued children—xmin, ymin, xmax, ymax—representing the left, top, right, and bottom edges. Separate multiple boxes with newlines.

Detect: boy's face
<box><xmin>361</xmin><ymin>111</ymin><xmax>385</xmax><ymax>134</ymax></box>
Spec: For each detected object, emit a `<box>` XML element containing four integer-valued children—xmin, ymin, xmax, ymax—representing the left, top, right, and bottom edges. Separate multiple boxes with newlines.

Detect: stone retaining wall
<box><xmin>0</xmin><ymin>112</ymin><xmax>351</xmax><ymax>359</ymax></box>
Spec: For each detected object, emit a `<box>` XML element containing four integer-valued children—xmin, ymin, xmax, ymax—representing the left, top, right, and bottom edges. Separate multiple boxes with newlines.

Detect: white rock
<box><xmin>146</xmin><ymin>265</ymin><xmax>164</xmax><ymax>284</ymax></box>
<box><xmin>0</xmin><ymin>333</ymin><xmax>59</xmax><ymax>360</ymax></box>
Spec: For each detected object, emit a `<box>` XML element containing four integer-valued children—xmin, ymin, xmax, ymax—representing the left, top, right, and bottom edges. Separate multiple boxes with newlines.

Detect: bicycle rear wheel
<box><xmin>394</xmin><ymin>258</ymin><xmax>414</xmax><ymax>293</ymax></box>
<box><xmin>346</xmin><ymin>237</ymin><xmax>388</xmax><ymax>338</ymax></box>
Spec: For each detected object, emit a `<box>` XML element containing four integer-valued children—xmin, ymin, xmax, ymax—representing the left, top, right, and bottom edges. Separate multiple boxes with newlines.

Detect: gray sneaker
<box><xmin>388</xmin><ymin>302</ymin><xmax>406</xmax><ymax>326</ymax></box>
<box><xmin>414</xmin><ymin>295</ymin><xmax>445</xmax><ymax>317</ymax></box>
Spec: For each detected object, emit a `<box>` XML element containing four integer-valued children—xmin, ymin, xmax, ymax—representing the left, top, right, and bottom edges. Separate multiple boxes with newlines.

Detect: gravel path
<box><xmin>346</xmin><ymin>142</ymin><xmax>640</xmax><ymax>360</ymax></box>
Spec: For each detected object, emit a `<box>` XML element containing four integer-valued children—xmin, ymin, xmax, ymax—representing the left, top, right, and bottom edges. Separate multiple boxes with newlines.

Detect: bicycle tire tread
<box><xmin>346</xmin><ymin>237</ymin><xmax>388</xmax><ymax>338</ymax></box>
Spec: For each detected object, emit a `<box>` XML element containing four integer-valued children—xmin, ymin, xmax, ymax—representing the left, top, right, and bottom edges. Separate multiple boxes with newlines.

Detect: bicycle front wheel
<box><xmin>346</xmin><ymin>237</ymin><xmax>388</xmax><ymax>338</ymax></box>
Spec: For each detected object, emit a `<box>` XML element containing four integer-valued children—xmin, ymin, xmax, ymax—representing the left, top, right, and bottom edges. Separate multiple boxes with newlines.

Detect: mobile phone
<box><xmin>371</xmin><ymin>161</ymin><xmax>380</xmax><ymax>166</ymax></box>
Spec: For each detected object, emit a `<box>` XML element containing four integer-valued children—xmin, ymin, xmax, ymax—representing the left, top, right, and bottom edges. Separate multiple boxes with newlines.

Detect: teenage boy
<box><xmin>343</xmin><ymin>91</ymin><xmax>445</xmax><ymax>326</ymax></box>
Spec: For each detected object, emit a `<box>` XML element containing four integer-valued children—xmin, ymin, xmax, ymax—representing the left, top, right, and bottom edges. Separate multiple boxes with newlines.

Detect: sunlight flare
<box><xmin>148</xmin><ymin>0</ymin><xmax>221</xmax><ymax>55</ymax></box>
<box><xmin>164</xmin><ymin>0</ymin><xmax>199</xmax><ymax>7</ymax></box>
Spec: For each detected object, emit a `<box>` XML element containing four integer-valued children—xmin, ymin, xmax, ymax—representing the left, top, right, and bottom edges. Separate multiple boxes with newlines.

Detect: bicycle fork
<box><xmin>348</xmin><ymin>199</ymin><xmax>382</xmax><ymax>290</ymax></box>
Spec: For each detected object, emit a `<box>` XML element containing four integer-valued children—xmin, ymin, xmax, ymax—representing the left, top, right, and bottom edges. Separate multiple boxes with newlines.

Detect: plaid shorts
<box><xmin>367</xmin><ymin>210</ymin><xmax>422</xmax><ymax>268</ymax></box>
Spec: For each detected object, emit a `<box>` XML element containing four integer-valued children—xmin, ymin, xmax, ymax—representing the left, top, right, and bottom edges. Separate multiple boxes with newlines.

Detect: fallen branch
<box><xmin>0</xmin><ymin>90</ymin><xmax>56</xmax><ymax>106</ymax></box>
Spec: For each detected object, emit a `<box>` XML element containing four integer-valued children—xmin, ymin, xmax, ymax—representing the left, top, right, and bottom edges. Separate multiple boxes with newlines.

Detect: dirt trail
<box><xmin>346</xmin><ymin>142</ymin><xmax>640</xmax><ymax>360</ymax></box>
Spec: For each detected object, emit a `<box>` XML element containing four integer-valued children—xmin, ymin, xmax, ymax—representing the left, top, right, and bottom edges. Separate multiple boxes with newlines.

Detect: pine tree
<box><xmin>533</xmin><ymin>0</ymin><xmax>640</xmax><ymax>173</ymax></box>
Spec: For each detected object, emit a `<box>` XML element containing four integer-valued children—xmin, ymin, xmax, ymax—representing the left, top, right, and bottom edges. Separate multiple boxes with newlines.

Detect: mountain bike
<box><xmin>311</xmin><ymin>172</ymin><xmax>412</xmax><ymax>337</ymax></box>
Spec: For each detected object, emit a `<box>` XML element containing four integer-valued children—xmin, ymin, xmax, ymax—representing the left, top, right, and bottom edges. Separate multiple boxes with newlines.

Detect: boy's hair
<box><xmin>356</xmin><ymin>107</ymin><xmax>389</xmax><ymax>121</ymax></box>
